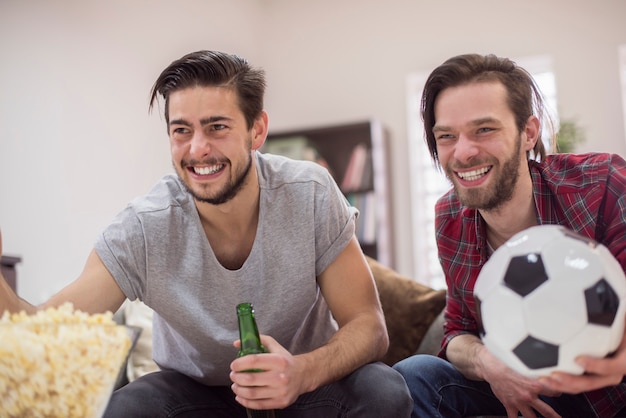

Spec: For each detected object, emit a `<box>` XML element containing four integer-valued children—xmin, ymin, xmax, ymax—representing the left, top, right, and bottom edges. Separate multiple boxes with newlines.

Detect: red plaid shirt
<box><xmin>435</xmin><ymin>152</ymin><xmax>626</xmax><ymax>417</ymax></box>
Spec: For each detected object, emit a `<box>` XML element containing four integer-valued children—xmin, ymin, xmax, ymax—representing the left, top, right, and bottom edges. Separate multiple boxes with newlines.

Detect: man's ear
<box><xmin>251</xmin><ymin>111</ymin><xmax>269</xmax><ymax>151</ymax></box>
<box><xmin>522</xmin><ymin>115</ymin><xmax>541</xmax><ymax>152</ymax></box>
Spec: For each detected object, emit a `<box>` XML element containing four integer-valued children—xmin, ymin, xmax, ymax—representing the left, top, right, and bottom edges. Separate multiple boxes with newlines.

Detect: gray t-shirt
<box><xmin>95</xmin><ymin>152</ymin><xmax>357</xmax><ymax>385</ymax></box>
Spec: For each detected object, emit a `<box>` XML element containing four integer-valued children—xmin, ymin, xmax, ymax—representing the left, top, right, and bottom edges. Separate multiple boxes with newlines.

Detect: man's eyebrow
<box><xmin>199</xmin><ymin>116</ymin><xmax>232</xmax><ymax>126</ymax></box>
<box><xmin>470</xmin><ymin>117</ymin><xmax>499</xmax><ymax>126</ymax></box>
<box><xmin>168</xmin><ymin>116</ymin><xmax>234</xmax><ymax>127</ymax></box>
<box><xmin>432</xmin><ymin>125</ymin><xmax>451</xmax><ymax>133</ymax></box>
<box><xmin>168</xmin><ymin>118</ymin><xmax>191</xmax><ymax>127</ymax></box>
<box><xmin>433</xmin><ymin>117</ymin><xmax>501</xmax><ymax>133</ymax></box>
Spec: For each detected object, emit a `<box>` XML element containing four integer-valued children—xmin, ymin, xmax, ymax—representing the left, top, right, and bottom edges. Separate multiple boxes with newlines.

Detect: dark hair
<box><xmin>149</xmin><ymin>50</ymin><xmax>266</xmax><ymax>129</ymax></box>
<box><xmin>421</xmin><ymin>53</ymin><xmax>555</xmax><ymax>167</ymax></box>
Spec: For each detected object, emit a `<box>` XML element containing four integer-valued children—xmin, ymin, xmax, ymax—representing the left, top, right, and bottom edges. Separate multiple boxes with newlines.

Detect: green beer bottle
<box><xmin>236</xmin><ymin>303</ymin><xmax>278</xmax><ymax>418</ymax></box>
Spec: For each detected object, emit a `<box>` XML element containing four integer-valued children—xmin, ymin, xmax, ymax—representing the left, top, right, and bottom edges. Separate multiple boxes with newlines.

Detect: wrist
<box><xmin>473</xmin><ymin>341</ymin><xmax>490</xmax><ymax>380</ymax></box>
<box><xmin>293</xmin><ymin>354</ymin><xmax>320</xmax><ymax>393</ymax></box>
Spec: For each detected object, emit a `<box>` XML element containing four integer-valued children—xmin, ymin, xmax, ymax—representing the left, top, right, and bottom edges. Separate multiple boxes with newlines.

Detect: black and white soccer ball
<box><xmin>474</xmin><ymin>225</ymin><xmax>626</xmax><ymax>378</ymax></box>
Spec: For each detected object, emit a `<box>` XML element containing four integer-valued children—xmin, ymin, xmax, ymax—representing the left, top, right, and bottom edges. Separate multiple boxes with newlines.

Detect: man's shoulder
<box><xmin>256</xmin><ymin>152</ymin><xmax>333</xmax><ymax>189</ymax></box>
<box><xmin>435</xmin><ymin>187</ymin><xmax>464</xmax><ymax>217</ymax></box>
<box><xmin>128</xmin><ymin>174</ymin><xmax>190</xmax><ymax>214</ymax></box>
<box><xmin>434</xmin><ymin>188</ymin><xmax>476</xmax><ymax>238</ymax></box>
<box><xmin>540</xmin><ymin>152</ymin><xmax>619</xmax><ymax>171</ymax></box>
<box><xmin>535</xmin><ymin>152</ymin><xmax>621</xmax><ymax>188</ymax></box>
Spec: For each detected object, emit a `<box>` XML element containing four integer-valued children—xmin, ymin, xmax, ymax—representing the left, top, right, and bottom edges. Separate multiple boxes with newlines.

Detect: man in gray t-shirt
<box><xmin>0</xmin><ymin>50</ymin><xmax>412</xmax><ymax>417</ymax></box>
<box><xmin>97</xmin><ymin>153</ymin><xmax>353</xmax><ymax>386</ymax></box>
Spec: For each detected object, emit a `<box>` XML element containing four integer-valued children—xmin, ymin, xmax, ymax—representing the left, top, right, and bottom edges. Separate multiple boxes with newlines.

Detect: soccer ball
<box><xmin>474</xmin><ymin>225</ymin><xmax>626</xmax><ymax>378</ymax></box>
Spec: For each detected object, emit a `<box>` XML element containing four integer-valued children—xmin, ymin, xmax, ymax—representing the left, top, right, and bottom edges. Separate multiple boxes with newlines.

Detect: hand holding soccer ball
<box><xmin>474</xmin><ymin>225</ymin><xmax>626</xmax><ymax>378</ymax></box>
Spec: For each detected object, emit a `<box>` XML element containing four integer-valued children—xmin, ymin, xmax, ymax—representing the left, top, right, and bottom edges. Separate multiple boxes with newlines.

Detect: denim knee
<box><xmin>393</xmin><ymin>354</ymin><xmax>444</xmax><ymax>388</ymax></box>
<box><xmin>345</xmin><ymin>362</ymin><xmax>413</xmax><ymax>417</ymax></box>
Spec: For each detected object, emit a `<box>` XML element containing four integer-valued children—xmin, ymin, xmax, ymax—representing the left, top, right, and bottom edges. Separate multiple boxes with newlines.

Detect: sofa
<box><xmin>115</xmin><ymin>256</ymin><xmax>448</xmax><ymax>384</ymax></box>
<box><xmin>365</xmin><ymin>256</ymin><xmax>447</xmax><ymax>365</ymax></box>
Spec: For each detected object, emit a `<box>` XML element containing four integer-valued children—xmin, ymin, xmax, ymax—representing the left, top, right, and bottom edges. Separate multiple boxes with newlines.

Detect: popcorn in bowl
<box><xmin>0</xmin><ymin>303</ymin><xmax>132</xmax><ymax>418</ymax></box>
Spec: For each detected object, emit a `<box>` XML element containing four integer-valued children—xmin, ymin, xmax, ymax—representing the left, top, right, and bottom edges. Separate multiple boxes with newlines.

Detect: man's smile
<box><xmin>455</xmin><ymin>166</ymin><xmax>491</xmax><ymax>182</ymax></box>
<box><xmin>192</xmin><ymin>164</ymin><xmax>225</xmax><ymax>175</ymax></box>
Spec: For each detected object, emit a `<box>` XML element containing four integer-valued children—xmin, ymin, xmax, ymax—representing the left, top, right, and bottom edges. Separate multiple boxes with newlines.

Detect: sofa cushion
<box><xmin>416</xmin><ymin>310</ymin><xmax>445</xmax><ymax>356</ymax></box>
<box><xmin>366</xmin><ymin>256</ymin><xmax>447</xmax><ymax>365</ymax></box>
<box><xmin>123</xmin><ymin>299</ymin><xmax>160</xmax><ymax>381</ymax></box>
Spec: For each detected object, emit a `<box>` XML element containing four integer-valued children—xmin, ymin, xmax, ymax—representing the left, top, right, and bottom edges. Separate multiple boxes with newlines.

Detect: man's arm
<box><xmin>41</xmin><ymin>248</ymin><xmax>127</xmax><ymax>314</ymax></box>
<box><xmin>0</xmin><ymin>230</ymin><xmax>126</xmax><ymax>315</ymax></box>
<box><xmin>540</xmin><ymin>155</ymin><xmax>626</xmax><ymax>393</ymax></box>
<box><xmin>0</xmin><ymin>229</ymin><xmax>34</xmax><ymax>313</ymax></box>
<box><xmin>294</xmin><ymin>236</ymin><xmax>388</xmax><ymax>388</ymax></box>
<box><xmin>230</xmin><ymin>236</ymin><xmax>388</xmax><ymax>409</ymax></box>
<box><xmin>0</xmin><ymin>269</ymin><xmax>28</xmax><ymax>313</ymax></box>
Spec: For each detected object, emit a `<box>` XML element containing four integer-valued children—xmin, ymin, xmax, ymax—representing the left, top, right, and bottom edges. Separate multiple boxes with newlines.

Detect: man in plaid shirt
<box><xmin>393</xmin><ymin>53</ymin><xmax>626</xmax><ymax>418</ymax></box>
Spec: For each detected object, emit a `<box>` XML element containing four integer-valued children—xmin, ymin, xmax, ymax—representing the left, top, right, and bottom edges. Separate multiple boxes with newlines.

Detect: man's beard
<box><xmin>178</xmin><ymin>153</ymin><xmax>253</xmax><ymax>205</ymax></box>
<box><xmin>448</xmin><ymin>136</ymin><xmax>522</xmax><ymax>211</ymax></box>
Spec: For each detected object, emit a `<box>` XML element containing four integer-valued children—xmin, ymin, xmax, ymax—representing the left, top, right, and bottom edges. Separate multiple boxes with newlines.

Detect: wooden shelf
<box><xmin>1</xmin><ymin>255</ymin><xmax>21</xmax><ymax>292</ymax></box>
<box><xmin>263</xmin><ymin>119</ymin><xmax>393</xmax><ymax>267</ymax></box>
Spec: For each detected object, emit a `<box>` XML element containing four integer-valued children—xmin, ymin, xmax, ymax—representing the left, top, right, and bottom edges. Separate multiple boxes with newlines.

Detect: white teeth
<box><xmin>457</xmin><ymin>167</ymin><xmax>490</xmax><ymax>181</ymax></box>
<box><xmin>194</xmin><ymin>165</ymin><xmax>222</xmax><ymax>175</ymax></box>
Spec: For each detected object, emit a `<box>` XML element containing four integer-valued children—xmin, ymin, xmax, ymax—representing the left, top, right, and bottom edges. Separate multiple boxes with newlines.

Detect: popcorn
<box><xmin>0</xmin><ymin>303</ymin><xmax>131</xmax><ymax>418</ymax></box>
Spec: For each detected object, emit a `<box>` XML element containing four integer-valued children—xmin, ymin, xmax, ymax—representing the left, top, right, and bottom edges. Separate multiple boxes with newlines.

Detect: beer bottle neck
<box><xmin>237</xmin><ymin>303</ymin><xmax>267</xmax><ymax>356</ymax></box>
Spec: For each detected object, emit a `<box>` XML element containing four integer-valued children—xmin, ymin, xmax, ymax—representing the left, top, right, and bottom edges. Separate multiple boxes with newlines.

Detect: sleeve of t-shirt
<box><xmin>94</xmin><ymin>206</ymin><xmax>147</xmax><ymax>301</ymax></box>
<box><xmin>313</xmin><ymin>169</ymin><xmax>358</xmax><ymax>277</ymax></box>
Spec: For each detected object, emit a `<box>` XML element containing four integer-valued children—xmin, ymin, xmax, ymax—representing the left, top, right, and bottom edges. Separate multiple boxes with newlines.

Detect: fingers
<box><xmin>577</xmin><ymin>355</ymin><xmax>623</xmax><ymax>376</ymax></box>
<box><xmin>232</xmin><ymin>334</ymin><xmax>283</xmax><ymax>353</ymax></box>
<box><xmin>230</xmin><ymin>371</ymin><xmax>282</xmax><ymax>410</ymax></box>
<box><xmin>538</xmin><ymin>352</ymin><xmax>626</xmax><ymax>394</ymax></box>
<box><xmin>231</xmin><ymin>352</ymin><xmax>270</xmax><ymax>373</ymax></box>
<box><xmin>229</xmin><ymin>358</ymin><xmax>291</xmax><ymax>411</ymax></box>
<box><xmin>229</xmin><ymin>335</ymin><xmax>296</xmax><ymax>411</ymax></box>
<box><xmin>542</xmin><ymin>389</ymin><xmax>563</xmax><ymax>398</ymax></box>
<box><xmin>506</xmin><ymin>405</ymin><xmax>536</xmax><ymax>418</ymax></box>
<box><xmin>540</xmin><ymin>372</ymin><xmax>621</xmax><ymax>394</ymax></box>
<box><xmin>233</xmin><ymin>335</ymin><xmax>283</xmax><ymax>353</ymax></box>
<box><xmin>507</xmin><ymin>401</ymin><xmax>561</xmax><ymax>418</ymax></box>
<box><xmin>259</xmin><ymin>334</ymin><xmax>288</xmax><ymax>355</ymax></box>
<box><xmin>230</xmin><ymin>367</ymin><xmax>273</xmax><ymax>387</ymax></box>
<box><xmin>532</xmin><ymin>399</ymin><xmax>562</xmax><ymax>418</ymax></box>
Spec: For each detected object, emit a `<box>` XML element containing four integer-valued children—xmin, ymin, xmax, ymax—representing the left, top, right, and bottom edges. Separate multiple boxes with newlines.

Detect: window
<box><xmin>407</xmin><ymin>55</ymin><xmax>558</xmax><ymax>289</ymax></box>
<box><xmin>620</xmin><ymin>45</ymin><xmax>626</xmax><ymax>138</ymax></box>
<box><xmin>406</xmin><ymin>70</ymin><xmax>449</xmax><ymax>290</ymax></box>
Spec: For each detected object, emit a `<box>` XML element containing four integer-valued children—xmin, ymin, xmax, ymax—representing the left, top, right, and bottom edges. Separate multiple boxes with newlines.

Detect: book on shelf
<box><xmin>346</xmin><ymin>191</ymin><xmax>376</xmax><ymax>244</ymax></box>
<box><xmin>359</xmin><ymin>148</ymin><xmax>373</xmax><ymax>190</ymax></box>
<box><xmin>341</xmin><ymin>143</ymin><xmax>371</xmax><ymax>193</ymax></box>
<box><xmin>262</xmin><ymin>135</ymin><xmax>311</xmax><ymax>160</ymax></box>
<box><xmin>262</xmin><ymin>135</ymin><xmax>332</xmax><ymax>175</ymax></box>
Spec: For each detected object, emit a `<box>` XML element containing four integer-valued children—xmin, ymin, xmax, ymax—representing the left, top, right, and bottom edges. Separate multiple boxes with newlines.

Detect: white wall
<box><xmin>0</xmin><ymin>0</ymin><xmax>264</xmax><ymax>303</ymax></box>
<box><xmin>1</xmin><ymin>0</ymin><xmax>625</xmax><ymax>303</ymax></box>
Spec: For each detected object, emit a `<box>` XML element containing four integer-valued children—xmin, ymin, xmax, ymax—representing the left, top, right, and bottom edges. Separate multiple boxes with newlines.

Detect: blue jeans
<box><xmin>104</xmin><ymin>362</ymin><xmax>412</xmax><ymax>417</ymax></box>
<box><xmin>393</xmin><ymin>354</ymin><xmax>598</xmax><ymax>418</ymax></box>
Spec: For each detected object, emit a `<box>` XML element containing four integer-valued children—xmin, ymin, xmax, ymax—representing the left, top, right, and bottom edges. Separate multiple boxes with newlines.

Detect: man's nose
<box><xmin>189</xmin><ymin>131</ymin><xmax>211</xmax><ymax>158</ymax></box>
<box><xmin>453</xmin><ymin>134</ymin><xmax>479</xmax><ymax>162</ymax></box>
